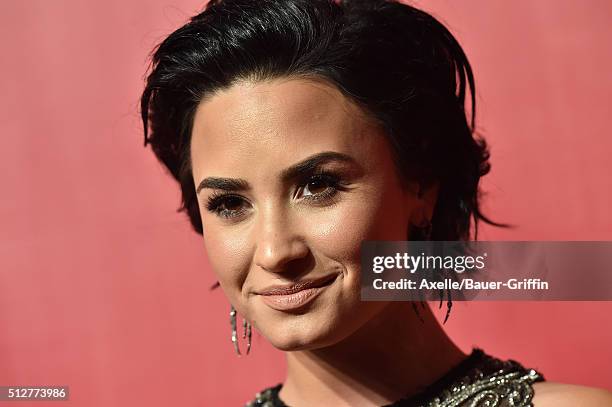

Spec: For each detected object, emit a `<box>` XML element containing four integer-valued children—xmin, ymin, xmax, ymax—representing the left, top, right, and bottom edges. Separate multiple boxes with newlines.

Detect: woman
<box><xmin>140</xmin><ymin>0</ymin><xmax>612</xmax><ymax>405</ymax></box>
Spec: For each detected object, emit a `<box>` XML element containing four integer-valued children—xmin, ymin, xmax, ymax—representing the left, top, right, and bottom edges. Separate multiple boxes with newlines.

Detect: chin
<box><xmin>267</xmin><ymin>336</ymin><xmax>313</xmax><ymax>352</ymax></box>
<box><xmin>266</xmin><ymin>331</ymin><xmax>343</xmax><ymax>352</ymax></box>
<box><xmin>256</xmin><ymin>312</ymin><xmax>348</xmax><ymax>352</ymax></box>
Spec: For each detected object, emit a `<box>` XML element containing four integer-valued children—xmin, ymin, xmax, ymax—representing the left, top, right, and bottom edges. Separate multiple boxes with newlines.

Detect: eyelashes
<box><xmin>204</xmin><ymin>171</ymin><xmax>347</xmax><ymax>220</ymax></box>
<box><xmin>205</xmin><ymin>193</ymin><xmax>247</xmax><ymax>219</ymax></box>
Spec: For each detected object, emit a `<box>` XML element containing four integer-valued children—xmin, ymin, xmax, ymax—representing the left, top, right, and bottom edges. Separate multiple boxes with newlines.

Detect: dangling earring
<box><xmin>229</xmin><ymin>305</ymin><xmax>251</xmax><ymax>356</ymax></box>
<box><xmin>418</xmin><ymin>219</ymin><xmax>453</xmax><ymax>323</ymax></box>
<box><xmin>408</xmin><ymin>218</ymin><xmax>453</xmax><ymax>322</ymax></box>
<box><xmin>410</xmin><ymin>218</ymin><xmax>432</xmax><ymax>321</ymax></box>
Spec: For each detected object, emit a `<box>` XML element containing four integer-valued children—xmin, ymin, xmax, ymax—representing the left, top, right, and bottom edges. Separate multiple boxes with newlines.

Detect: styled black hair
<box><xmin>141</xmin><ymin>0</ymin><xmax>506</xmax><ymax>241</ymax></box>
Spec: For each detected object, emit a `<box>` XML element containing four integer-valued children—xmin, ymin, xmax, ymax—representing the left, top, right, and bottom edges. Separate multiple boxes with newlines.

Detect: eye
<box><xmin>303</xmin><ymin>177</ymin><xmax>330</xmax><ymax>196</ymax></box>
<box><xmin>204</xmin><ymin>171</ymin><xmax>347</xmax><ymax>220</ymax></box>
<box><xmin>205</xmin><ymin>193</ymin><xmax>249</xmax><ymax>219</ymax></box>
<box><xmin>296</xmin><ymin>172</ymin><xmax>344</xmax><ymax>203</ymax></box>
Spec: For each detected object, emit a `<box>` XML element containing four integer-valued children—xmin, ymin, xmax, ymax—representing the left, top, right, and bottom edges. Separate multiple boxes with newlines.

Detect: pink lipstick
<box><xmin>257</xmin><ymin>274</ymin><xmax>338</xmax><ymax>311</ymax></box>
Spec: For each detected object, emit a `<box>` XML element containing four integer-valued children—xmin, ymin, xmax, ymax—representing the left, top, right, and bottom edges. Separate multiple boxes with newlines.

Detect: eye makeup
<box><xmin>204</xmin><ymin>169</ymin><xmax>351</xmax><ymax>220</ymax></box>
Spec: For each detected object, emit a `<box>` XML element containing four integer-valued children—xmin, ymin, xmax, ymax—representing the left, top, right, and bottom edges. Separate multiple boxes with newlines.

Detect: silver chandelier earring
<box><xmin>411</xmin><ymin>218</ymin><xmax>434</xmax><ymax>323</ymax></box>
<box><xmin>229</xmin><ymin>305</ymin><xmax>251</xmax><ymax>356</ymax></box>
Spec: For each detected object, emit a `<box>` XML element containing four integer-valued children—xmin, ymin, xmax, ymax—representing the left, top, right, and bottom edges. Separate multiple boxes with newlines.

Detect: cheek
<box><xmin>304</xmin><ymin>186</ymin><xmax>410</xmax><ymax>267</ymax></box>
<box><xmin>202</xmin><ymin>224</ymin><xmax>251</xmax><ymax>293</ymax></box>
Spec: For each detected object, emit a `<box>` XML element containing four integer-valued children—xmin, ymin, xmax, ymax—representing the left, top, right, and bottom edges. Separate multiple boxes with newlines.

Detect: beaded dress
<box><xmin>245</xmin><ymin>348</ymin><xmax>544</xmax><ymax>407</ymax></box>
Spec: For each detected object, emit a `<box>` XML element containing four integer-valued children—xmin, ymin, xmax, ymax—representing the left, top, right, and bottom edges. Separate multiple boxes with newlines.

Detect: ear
<box><xmin>408</xmin><ymin>181</ymin><xmax>440</xmax><ymax>227</ymax></box>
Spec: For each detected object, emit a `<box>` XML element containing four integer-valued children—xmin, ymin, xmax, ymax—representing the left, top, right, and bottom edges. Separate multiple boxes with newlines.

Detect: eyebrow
<box><xmin>196</xmin><ymin>151</ymin><xmax>357</xmax><ymax>195</ymax></box>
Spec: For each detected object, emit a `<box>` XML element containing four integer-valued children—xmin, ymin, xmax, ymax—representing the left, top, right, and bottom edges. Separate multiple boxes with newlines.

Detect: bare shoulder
<box><xmin>532</xmin><ymin>381</ymin><xmax>612</xmax><ymax>406</ymax></box>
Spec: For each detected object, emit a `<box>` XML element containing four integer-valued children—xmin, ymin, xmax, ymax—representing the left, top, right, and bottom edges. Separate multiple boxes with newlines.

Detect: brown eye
<box><xmin>206</xmin><ymin>193</ymin><xmax>249</xmax><ymax>219</ymax></box>
<box><xmin>296</xmin><ymin>172</ymin><xmax>344</xmax><ymax>202</ymax></box>
<box><xmin>304</xmin><ymin>179</ymin><xmax>329</xmax><ymax>196</ymax></box>
<box><xmin>222</xmin><ymin>196</ymin><xmax>243</xmax><ymax>211</ymax></box>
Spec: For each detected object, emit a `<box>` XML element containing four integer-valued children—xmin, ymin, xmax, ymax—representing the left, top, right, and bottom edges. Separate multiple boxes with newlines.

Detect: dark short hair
<box><xmin>140</xmin><ymin>0</ymin><xmax>506</xmax><ymax>240</ymax></box>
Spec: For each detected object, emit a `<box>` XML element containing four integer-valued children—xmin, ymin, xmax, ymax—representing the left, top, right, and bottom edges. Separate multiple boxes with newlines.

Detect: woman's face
<box><xmin>190</xmin><ymin>77</ymin><xmax>429</xmax><ymax>351</ymax></box>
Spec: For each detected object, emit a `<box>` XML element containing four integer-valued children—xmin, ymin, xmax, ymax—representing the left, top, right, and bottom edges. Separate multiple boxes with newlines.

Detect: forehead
<box><xmin>190</xmin><ymin>77</ymin><xmax>385</xmax><ymax>179</ymax></box>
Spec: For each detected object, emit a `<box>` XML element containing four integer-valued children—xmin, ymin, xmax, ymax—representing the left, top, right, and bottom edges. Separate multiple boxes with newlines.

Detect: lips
<box><xmin>257</xmin><ymin>274</ymin><xmax>338</xmax><ymax>296</ymax></box>
<box><xmin>256</xmin><ymin>274</ymin><xmax>339</xmax><ymax>311</ymax></box>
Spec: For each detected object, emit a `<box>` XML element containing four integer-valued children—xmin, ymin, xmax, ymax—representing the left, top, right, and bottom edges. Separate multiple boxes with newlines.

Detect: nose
<box><xmin>252</xmin><ymin>205</ymin><xmax>310</xmax><ymax>274</ymax></box>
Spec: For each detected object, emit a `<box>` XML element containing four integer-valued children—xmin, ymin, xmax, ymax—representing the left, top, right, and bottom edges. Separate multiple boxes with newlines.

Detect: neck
<box><xmin>279</xmin><ymin>302</ymin><xmax>466</xmax><ymax>406</ymax></box>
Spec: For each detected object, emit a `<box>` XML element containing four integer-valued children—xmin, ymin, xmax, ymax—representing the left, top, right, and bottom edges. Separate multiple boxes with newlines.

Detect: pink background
<box><xmin>1</xmin><ymin>0</ymin><xmax>611</xmax><ymax>405</ymax></box>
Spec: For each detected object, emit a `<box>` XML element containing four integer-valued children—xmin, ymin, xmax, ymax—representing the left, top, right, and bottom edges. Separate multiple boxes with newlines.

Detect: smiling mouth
<box><xmin>257</xmin><ymin>274</ymin><xmax>339</xmax><ymax>312</ymax></box>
